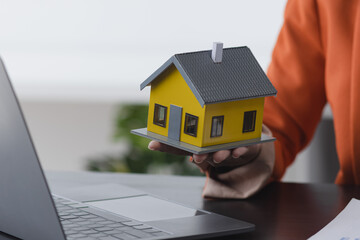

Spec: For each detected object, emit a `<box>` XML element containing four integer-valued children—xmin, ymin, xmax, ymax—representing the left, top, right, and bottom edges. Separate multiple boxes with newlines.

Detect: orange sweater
<box><xmin>264</xmin><ymin>0</ymin><xmax>360</xmax><ymax>184</ymax></box>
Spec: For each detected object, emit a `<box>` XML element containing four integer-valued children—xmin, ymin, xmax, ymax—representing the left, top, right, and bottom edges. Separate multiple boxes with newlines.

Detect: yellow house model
<box><xmin>132</xmin><ymin>43</ymin><xmax>277</xmax><ymax>154</ymax></box>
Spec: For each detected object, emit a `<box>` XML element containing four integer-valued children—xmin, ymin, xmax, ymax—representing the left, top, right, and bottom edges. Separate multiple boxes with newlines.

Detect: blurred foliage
<box><xmin>87</xmin><ymin>104</ymin><xmax>203</xmax><ymax>176</ymax></box>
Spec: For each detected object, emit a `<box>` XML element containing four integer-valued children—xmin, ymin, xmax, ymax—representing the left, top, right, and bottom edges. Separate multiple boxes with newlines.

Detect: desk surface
<box><xmin>46</xmin><ymin>171</ymin><xmax>360</xmax><ymax>240</ymax></box>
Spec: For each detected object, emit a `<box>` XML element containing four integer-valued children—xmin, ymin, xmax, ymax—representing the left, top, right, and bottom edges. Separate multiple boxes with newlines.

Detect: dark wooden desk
<box><xmin>46</xmin><ymin>171</ymin><xmax>360</xmax><ymax>240</ymax></box>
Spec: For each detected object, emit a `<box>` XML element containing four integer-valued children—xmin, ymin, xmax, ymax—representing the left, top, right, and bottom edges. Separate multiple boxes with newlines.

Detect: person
<box><xmin>149</xmin><ymin>0</ymin><xmax>360</xmax><ymax>198</ymax></box>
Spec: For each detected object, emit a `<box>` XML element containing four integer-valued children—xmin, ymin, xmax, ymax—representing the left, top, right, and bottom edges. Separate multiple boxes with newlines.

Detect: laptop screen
<box><xmin>0</xmin><ymin>58</ymin><xmax>65</xmax><ymax>240</ymax></box>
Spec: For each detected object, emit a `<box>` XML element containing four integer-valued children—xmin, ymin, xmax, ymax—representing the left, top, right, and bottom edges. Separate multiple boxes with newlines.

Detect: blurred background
<box><xmin>0</xmin><ymin>0</ymin><xmax>338</xmax><ymax>182</ymax></box>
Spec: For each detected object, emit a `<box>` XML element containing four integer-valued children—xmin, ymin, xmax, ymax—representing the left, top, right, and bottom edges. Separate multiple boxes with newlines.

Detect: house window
<box><xmin>184</xmin><ymin>113</ymin><xmax>198</xmax><ymax>137</ymax></box>
<box><xmin>211</xmin><ymin>116</ymin><xmax>224</xmax><ymax>137</ymax></box>
<box><xmin>153</xmin><ymin>104</ymin><xmax>167</xmax><ymax>127</ymax></box>
<box><xmin>243</xmin><ymin>111</ymin><xmax>257</xmax><ymax>133</ymax></box>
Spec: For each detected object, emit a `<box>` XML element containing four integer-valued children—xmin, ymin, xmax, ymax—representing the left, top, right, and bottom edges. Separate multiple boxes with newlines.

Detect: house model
<box><xmin>131</xmin><ymin>43</ymin><xmax>277</xmax><ymax>154</ymax></box>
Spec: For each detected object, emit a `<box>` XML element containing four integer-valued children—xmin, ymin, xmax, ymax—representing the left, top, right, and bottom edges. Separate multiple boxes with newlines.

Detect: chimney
<box><xmin>211</xmin><ymin>42</ymin><xmax>223</xmax><ymax>63</ymax></box>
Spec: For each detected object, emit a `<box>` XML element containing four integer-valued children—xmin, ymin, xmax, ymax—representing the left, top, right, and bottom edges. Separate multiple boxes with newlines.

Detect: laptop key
<box><xmin>61</xmin><ymin>220</ymin><xmax>73</xmax><ymax>225</ymax></box>
<box><xmin>83</xmin><ymin>223</ymin><xmax>105</xmax><ymax>228</ymax></box>
<box><xmin>63</xmin><ymin>230</ymin><xmax>77</xmax><ymax>235</ymax></box>
<box><xmin>108</xmin><ymin>223</ymin><xmax>126</xmax><ymax>228</ymax></box>
<box><xmin>87</xmin><ymin>217</ymin><xmax>106</xmax><ymax>222</ymax></box>
<box><xmin>83</xmin><ymin>207</ymin><xmax>131</xmax><ymax>222</ymax></box>
<box><xmin>69</xmin><ymin>218</ymin><xmax>88</xmax><ymax>223</ymax></box>
<box><xmin>73</xmin><ymin>212</ymin><xmax>90</xmax><ymax>216</ymax></box>
<box><xmin>64</xmin><ymin>209</ymin><xmax>81</xmax><ymax>214</ymax></box>
<box><xmin>57</xmin><ymin>207</ymin><xmax>73</xmax><ymax>212</ymax></box>
<box><xmin>122</xmin><ymin>221</ymin><xmax>142</xmax><ymax>227</ymax></box>
<box><xmin>58</xmin><ymin>212</ymin><xmax>71</xmax><ymax>216</ymax></box>
<box><xmin>72</xmin><ymin>226</ymin><xmax>91</xmax><ymax>231</ymax></box>
<box><xmin>97</xmin><ymin>220</ymin><xmax>117</xmax><ymax>225</ymax></box>
<box><xmin>80</xmin><ymin>214</ymin><xmax>98</xmax><ymax>219</ymax></box>
<box><xmin>151</xmin><ymin>231</ymin><xmax>170</xmax><ymax>237</ymax></box>
<box><xmin>67</xmin><ymin>233</ymin><xmax>87</xmax><ymax>238</ymax></box>
<box><xmin>113</xmin><ymin>226</ymin><xmax>134</xmax><ymax>232</ymax></box>
<box><xmin>133</xmin><ymin>224</ymin><xmax>152</xmax><ymax>230</ymax></box>
<box><xmin>61</xmin><ymin>215</ymin><xmax>78</xmax><ymax>220</ymax></box>
<box><xmin>102</xmin><ymin>229</ymin><xmax>124</xmax><ymax>235</ymax></box>
<box><xmin>81</xmin><ymin>229</ymin><xmax>99</xmax><ymax>234</ymax></box>
<box><xmin>124</xmin><ymin>229</ymin><xmax>153</xmax><ymax>238</ymax></box>
<box><xmin>88</xmin><ymin>232</ymin><xmax>108</xmax><ymax>238</ymax></box>
<box><xmin>71</xmin><ymin>203</ymin><xmax>88</xmax><ymax>208</ymax></box>
<box><xmin>101</xmin><ymin>237</ymin><xmax>119</xmax><ymax>240</ymax></box>
<box><xmin>63</xmin><ymin>223</ymin><xmax>81</xmax><ymax>229</ymax></box>
<box><xmin>93</xmin><ymin>226</ymin><xmax>115</xmax><ymax>232</ymax></box>
<box><xmin>113</xmin><ymin>233</ymin><xmax>139</xmax><ymax>239</ymax></box>
<box><xmin>143</xmin><ymin>228</ymin><xmax>162</xmax><ymax>233</ymax></box>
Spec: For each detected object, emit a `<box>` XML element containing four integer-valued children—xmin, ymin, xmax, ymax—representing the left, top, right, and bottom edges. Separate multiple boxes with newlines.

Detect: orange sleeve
<box><xmin>264</xmin><ymin>0</ymin><xmax>326</xmax><ymax>180</ymax></box>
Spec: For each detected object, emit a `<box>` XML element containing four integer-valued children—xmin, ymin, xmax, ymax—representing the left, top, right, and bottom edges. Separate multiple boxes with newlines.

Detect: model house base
<box><xmin>131</xmin><ymin>128</ymin><xmax>275</xmax><ymax>155</ymax></box>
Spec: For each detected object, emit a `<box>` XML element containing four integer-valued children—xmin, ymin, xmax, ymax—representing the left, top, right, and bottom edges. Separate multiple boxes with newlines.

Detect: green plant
<box><xmin>87</xmin><ymin>104</ymin><xmax>203</xmax><ymax>176</ymax></box>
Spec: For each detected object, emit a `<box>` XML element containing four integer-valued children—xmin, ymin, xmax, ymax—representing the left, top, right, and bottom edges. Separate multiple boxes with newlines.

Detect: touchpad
<box><xmin>87</xmin><ymin>195</ymin><xmax>201</xmax><ymax>222</ymax></box>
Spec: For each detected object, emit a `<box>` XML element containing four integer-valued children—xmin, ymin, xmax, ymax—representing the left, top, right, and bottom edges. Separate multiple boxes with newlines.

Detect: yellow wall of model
<box><xmin>202</xmin><ymin>98</ymin><xmax>264</xmax><ymax>146</ymax></box>
<box><xmin>147</xmin><ymin>64</ymin><xmax>264</xmax><ymax>148</ymax></box>
<box><xmin>147</xmin><ymin>65</ymin><xmax>205</xmax><ymax>147</ymax></box>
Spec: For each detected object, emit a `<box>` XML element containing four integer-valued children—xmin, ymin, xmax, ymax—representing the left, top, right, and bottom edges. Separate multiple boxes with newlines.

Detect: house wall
<box><xmin>202</xmin><ymin>98</ymin><xmax>264</xmax><ymax>147</ymax></box>
<box><xmin>147</xmin><ymin>65</ymin><xmax>206</xmax><ymax>147</ymax></box>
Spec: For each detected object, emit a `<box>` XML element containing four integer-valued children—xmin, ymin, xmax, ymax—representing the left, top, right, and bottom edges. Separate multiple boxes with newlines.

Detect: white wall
<box><xmin>20</xmin><ymin>101</ymin><xmax>125</xmax><ymax>171</ymax></box>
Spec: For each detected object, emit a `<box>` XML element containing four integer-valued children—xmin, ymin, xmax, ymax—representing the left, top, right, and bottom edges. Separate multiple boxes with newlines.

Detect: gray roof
<box><xmin>140</xmin><ymin>46</ymin><xmax>277</xmax><ymax>107</ymax></box>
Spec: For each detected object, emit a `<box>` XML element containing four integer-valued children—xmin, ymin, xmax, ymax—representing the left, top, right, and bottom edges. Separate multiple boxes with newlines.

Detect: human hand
<box><xmin>200</xmin><ymin>125</ymin><xmax>275</xmax><ymax>199</ymax></box>
<box><xmin>191</xmin><ymin>144</ymin><xmax>261</xmax><ymax>173</ymax></box>
<box><xmin>148</xmin><ymin>125</ymin><xmax>275</xmax><ymax>199</ymax></box>
<box><xmin>147</xmin><ymin>140</ymin><xmax>260</xmax><ymax>173</ymax></box>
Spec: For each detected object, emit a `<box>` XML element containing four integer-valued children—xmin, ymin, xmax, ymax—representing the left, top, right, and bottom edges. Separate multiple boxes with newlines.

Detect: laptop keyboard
<box><xmin>53</xmin><ymin>195</ymin><xmax>171</xmax><ymax>240</ymax></box>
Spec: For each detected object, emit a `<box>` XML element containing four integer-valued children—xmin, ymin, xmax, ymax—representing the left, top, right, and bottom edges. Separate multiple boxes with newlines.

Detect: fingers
<box><xmin>194</xmin><ymin>150</ymin><xmax>237</xmax><ymax>169</ymax></box>
<box><xmin>232</xmin><ymin>147</ymin><xmax>248</xmax><ymax>158</ymax></box>
<box><xmin>213</xmin><ymin>150</ymin><xmax>231</xmax><ymax>163</ymax></box>
<box><xmin>193</xmin><ymin>154</ymin><xmax>208</xmax><ymax>163</ymax></box>
<box><xmin>207</xmin><ymin>144</ymin><xmax>261</xmax><ymax>168</ymax></box>
<box><xmin>192</xmin><ymin>154</ymin><xmax>211</xmax><ymax>172</ymax></box>
<box><xmin>240</xmin><ymin>144</ymin><xmax>261</xmax><ymax>160</ymax></box>
<box><xmin>148</xmin><ymin>141</ymin><xmax>192</xmax><ymax>156</ymax></box>
<box><xmin>147</xmin><ymin>140</ymin><xmax>262</xmax><ymax>175</ymax></box>
<box><xmin>195</xmin><ymin>159</ymin><xmax>211</xmax><ymax>173</ymax></box>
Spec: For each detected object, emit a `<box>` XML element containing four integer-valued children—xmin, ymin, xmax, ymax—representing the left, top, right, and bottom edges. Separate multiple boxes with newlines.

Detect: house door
<box><xmin>168</xmin><ymin>105</ymin><xmax>182</xmax><ymax>141</ymax></box>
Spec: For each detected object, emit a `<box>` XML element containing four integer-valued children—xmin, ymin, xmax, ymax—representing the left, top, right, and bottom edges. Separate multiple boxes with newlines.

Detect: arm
<box><xmin>265</xmin><ymin>0</ymin><xmax>326</xmax><ymax>180</ymax></box>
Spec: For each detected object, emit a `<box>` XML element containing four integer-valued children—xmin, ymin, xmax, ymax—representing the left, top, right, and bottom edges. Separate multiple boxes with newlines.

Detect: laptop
<box><xmin>0</xmin><ymin>57</ymin><xmax>254</xmax><ymax>240</ymax></box>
